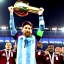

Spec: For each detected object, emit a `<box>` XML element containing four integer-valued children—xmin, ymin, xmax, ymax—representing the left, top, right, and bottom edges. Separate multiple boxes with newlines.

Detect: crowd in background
<box><xmin>0</xmin><ymin>42</ymin><xmax>64</xmax><ymax>64</ymax></box>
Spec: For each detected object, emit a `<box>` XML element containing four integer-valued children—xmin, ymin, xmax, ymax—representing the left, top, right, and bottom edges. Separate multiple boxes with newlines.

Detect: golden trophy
<box><xmin>14</xmin><ymin>0</ymin><xmax>40</xmax><ymax>17</ymax></box>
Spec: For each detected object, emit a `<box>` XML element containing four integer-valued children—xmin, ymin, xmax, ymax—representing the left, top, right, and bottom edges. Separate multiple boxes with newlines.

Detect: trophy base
<box><xmin>14</xmin><ymin>8</ymin><xmax>28</xmax><ymax>17</ymax></box>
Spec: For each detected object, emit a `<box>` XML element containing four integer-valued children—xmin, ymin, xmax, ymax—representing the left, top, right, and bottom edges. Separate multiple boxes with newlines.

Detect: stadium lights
<box><xmin>60</xmin><ymin>27</ymin><xmax>64</xmax><ymax>32</ymax></box>
<box><xmin>5</xmin><ymin>40</ymin><xmax>10</xmax><ymax>42</ymax></box>
<box><xmin>0</xmin><ymin>0</ymin><xmax>5</xmax><ymax>4</ymax></box>
<box><xmin>14</xmin><ymin>26</ymin><xmax>64</xmax><ymax>31</ymax></box>
<box><xmin>0</xmin><ymin>26</ymin><xmax>7</xmax><ymax>30</ymax></box>
<box><xmin>19</xmin><ymin>27</ymin><xmax>22</xmax><ymax>29</ymax></box>
<box><xmin>45</xmin><ymin>28</ymin><xmax>49</xmax><ymax>30</ymax></box>
<box><xmin>0</xmin><ymin>0</ymin><xmax>3</xmax><ymax>2</ymax></box>
<box><xmin>11</xmin><ymin>40</ymin><xmax>16</xmax><ymax>42</ymax></box>
<box><xmin>52</xmin><ymin>27</ymin><xmax>57</xmax><ymax>31</ymax></box>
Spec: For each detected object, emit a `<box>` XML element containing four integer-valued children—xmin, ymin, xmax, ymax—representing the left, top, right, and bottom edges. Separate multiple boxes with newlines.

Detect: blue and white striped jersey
<box><xmin>16</xmin><ymin>35</ymin><xmax>36</xmax><ymax>64</ymax></box>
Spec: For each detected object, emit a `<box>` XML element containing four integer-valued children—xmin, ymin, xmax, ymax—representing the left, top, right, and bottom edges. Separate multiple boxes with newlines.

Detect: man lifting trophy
<box><xmin>8</xmin><ymin>0</ymin><xmax>45</xmax><ymax>64</ymax></box>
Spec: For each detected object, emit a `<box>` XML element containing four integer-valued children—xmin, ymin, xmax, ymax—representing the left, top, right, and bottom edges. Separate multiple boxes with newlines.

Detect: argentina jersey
<box><xmin>16</xmin><ymin>35</ymin><xmax>36</xmax><ymax>64</ymax></box>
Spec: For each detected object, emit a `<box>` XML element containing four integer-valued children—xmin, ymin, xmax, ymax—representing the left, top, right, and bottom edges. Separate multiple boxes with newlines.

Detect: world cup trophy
<box><xmin>14</xmin><ymin>0</ymin><xmax>40</xmax><ymax>17</ymax></box>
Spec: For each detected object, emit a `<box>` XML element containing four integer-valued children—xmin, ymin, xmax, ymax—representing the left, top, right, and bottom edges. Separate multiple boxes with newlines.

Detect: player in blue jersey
<box><xmin>8</xmin><ymin>6</ymin><xmax>45</xmax><ymax>64</ymax></box>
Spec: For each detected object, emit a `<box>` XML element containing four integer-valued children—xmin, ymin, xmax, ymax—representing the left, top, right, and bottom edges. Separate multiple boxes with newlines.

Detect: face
<box><xmin>48</xmin><ymin>45</ymin><xmax>54</xmax><ymax>53</ymax></box>
<box><xmin>55</xmin><ymin>47</ymin><xmax>61</xmax><ymax>54</ymax></box>
<box><xmin>5</xmin><ymin>42</ymin><xmax>12</xmax><ymax>50</ymax></box>
<box><xmin>37</xmin><ymin>42</ymin><xmax>43</xmax><ymax>49</ymax></box>
<box><xmin>22</xmin><ymin>25</ymin><xmax>32</xmax><ymax>37</ymax></box>
<box><xmin>62</xmin><ymin>47</ymin><xmax>64</xmax><ymax>53</ymax></box>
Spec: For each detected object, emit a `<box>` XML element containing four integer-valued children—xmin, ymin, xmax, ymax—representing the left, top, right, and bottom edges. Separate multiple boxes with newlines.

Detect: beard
<box><xmin>24</xmin><ymin>32</ymin><xmax>32</xmax><ymax>37</ymax></box>
<box><xmin>49</xmin><ymin>50</ymin><xmax>54</xmax><ymax>53</ymax></box>
<box><xmin>6</xmin><ymin>48</ymin><xmax>10</xmax><ymax>52</ymax></box>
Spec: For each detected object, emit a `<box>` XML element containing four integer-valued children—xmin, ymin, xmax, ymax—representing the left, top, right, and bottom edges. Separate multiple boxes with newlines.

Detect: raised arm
<box><xmin>8</xmin><ymin>6</ymin><xmax>17</xmax><ymax>36</ymax></box>
<box><xmin>36</xmin><ymin>7</ymin><xmax>45</xmax><ymax>38</ymax></box>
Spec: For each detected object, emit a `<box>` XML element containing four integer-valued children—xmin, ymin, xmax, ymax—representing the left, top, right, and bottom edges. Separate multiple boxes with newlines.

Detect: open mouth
<box><xmin>26</xmin><ymin>32</ymin><xmax>29</xmax><ymax>34</ymax></box>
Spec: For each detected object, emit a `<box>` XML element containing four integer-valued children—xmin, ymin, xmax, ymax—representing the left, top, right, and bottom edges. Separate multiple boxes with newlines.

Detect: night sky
<box><xmin>0</xmin><ymin>0</ymin><xmax>64</xmax><ymax>28</ymax></box>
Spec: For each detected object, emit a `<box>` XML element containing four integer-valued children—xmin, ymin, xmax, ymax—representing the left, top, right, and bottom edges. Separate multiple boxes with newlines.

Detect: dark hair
<box><xmin>22</xmin><ymin>21</ymin><xmax>33</xmax><ymax>27</ymax></box>
<box><xmin>48</xmin><ymin>43</ymin><xmax>54</xmax><ymax>46</ymax></box>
